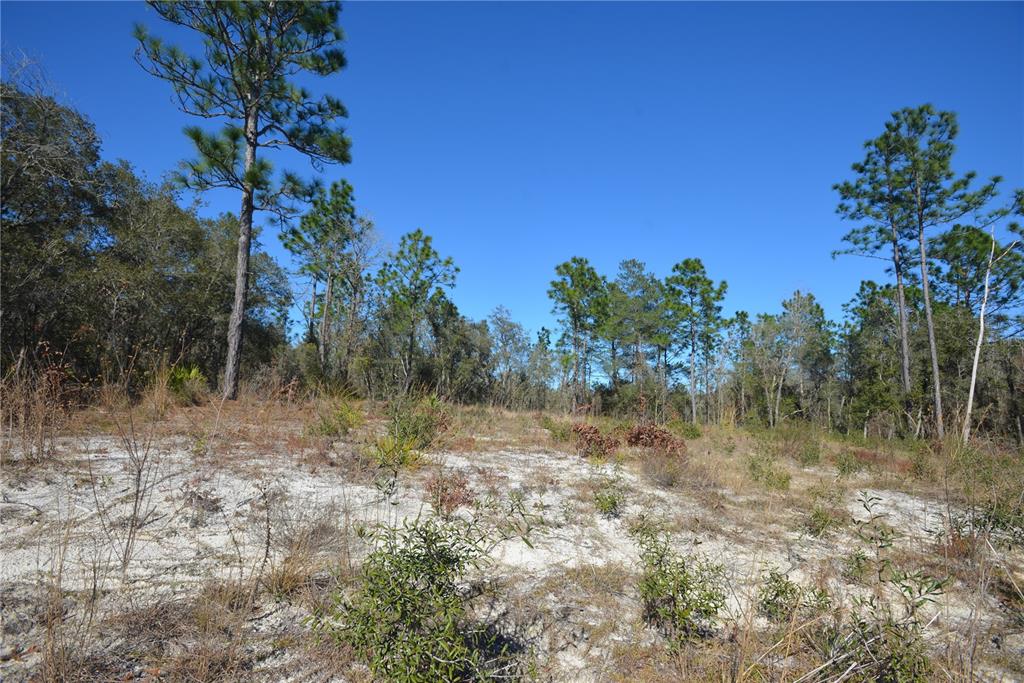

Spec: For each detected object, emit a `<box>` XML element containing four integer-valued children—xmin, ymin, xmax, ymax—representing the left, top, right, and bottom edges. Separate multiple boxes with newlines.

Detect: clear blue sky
<box><xmin>3</xmin><ymin>1</ymin><xmax>1022</xmax><ymax>338</ymax></box>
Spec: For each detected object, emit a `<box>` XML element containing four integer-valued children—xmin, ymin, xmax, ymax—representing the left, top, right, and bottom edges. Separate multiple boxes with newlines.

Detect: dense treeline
<box><xmin>1</xmin><ymin>4</ymin><xmax>1022</xmax><ymax>444</ymax></box>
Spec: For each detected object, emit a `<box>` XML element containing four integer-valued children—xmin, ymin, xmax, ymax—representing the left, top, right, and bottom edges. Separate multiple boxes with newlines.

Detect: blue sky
<box><xmin>3</xmin><ymin>1</ymin><xmax>1022</xmax><ymax>338</ymax></box>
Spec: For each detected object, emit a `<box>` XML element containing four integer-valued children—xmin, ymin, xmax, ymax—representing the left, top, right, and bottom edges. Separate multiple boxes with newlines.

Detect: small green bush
<box><xmin>541</xmin><ymin>415</ymin><xmax>572</xmax><ymax>443</ymax></box>
<box><xmin>166</xmin><ymin>365</ymin><xmax>207</xmax><ymax>405</ymax></box>
<box><xmin>747</xmin><ymin>452</ymin><xmax>791</xmax><ymax>490</ymax></box>
<box><xmin>757</xmin><ymin>568</ymin><xmax>832</xmax><ymax>624</ymax></box>
<box><xmin>314</xmin><ymin>517</ymin><xmax>516</xmax><ymax>681</ymax></box>
<box><xmin>757</xmin><ymin>569</ymin><xmax>802</xmax><ymax>622</ymax></box>
<box><xmin>836</xmin><ymin>450</ymin><xmax>866</xmax><ymax>476</ymax></box>
<box><xmin>388</xmin><ymin>395</ymin><xmax>451</xmax><ymax>451</ymax></box>
<box><xmin>306</xmin><ymin>399</ymin><xmax>362</xmax><ymax>437</ymax></box>
<box><xmin>668</xmin><ymin>419</ymin><xmax>702</xmax><ymax>440</ymax></box>
<box><xmin>370</xmin><ymin>434</ymin><xmax>420</xmax><ymax>471</ymax></box>
<box><xmin>594</xmin><ymin>476</ymin><xmax>624</xmax><ymax>519</ymax></box>
<box><xmin>804</xmin><ymin>505</ymin><xmax>840</xmax><ymax>538</ymax></box>
<box><xmin>631</xmin><ymin>523</ymin><xmax>725</xmax><ymax>641</ymax></box>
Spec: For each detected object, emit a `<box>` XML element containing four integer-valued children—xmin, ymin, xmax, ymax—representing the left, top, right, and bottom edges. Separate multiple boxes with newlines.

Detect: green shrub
<box><xmin>757</xmin><ymin>568</ymin><xmax>832</xmax><ymax>624</ymax></box>
<box><xmin>667</xmin><ymin>419</ymin><xmax>702</xmax><ymax>440</ymax></box>
<box><xmin>631</xmin><ymin>522</ymin><xmax>725</xmax><ymax>641</ymax></box>
<box><xmin>541</xmin><ymin>415</ymin><xmax>572</xmax><ymax>444</ymax></box>
<box><xmin>747</xmin><ymin>452</ymin><xmax>791</xmax><ymax>490</ymax></box>
<box><xmin>314</xmin><ymin>517</ymin><xmax>517</xmax><ymax>681</ymax></box>
<box><xmin>306</xmin><ymin>399</ymin><xmax>362</xmax><ymax>437</ymax></box>
<box><xmin>388</xmin><ymin>395</ymin><xmax>451</xmax><ymax>451</ymax></box>
<box><xmin>594</xmin><ymin>475</ymin><xmax>625</xmax><ymax>519</ymax></box>
<box><xmin>166</xmin><ymin>365</ymin><xmax>207</xmax><ymax>405</ymax></box>
<box><xmin>836</xmin><ymin>450</ymin><xmax>866</xmax><ymax>476</ymax></box>
<box><xmin>813</xmin><ymin>591</ymin><xmax>936</xmax><ymax>682</ymax></box>
<box><xmin>804</xmin><ymin>505</ymin><xmax>840</xmax><ymax>538</ymax></box>
<box><xmin>370</xmin><ymin>434</ymin><xmax>420</xmax><ymax>471</ymax></box>
<box><xmin>757</xmin><ymin>568</ymin><xmax>802</xmax><ymax>622</ymax></box>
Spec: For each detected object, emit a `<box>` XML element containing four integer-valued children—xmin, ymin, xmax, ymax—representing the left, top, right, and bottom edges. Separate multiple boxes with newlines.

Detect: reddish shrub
<box><xmin>425</xmin><ymin>470</ymin><xmax>475</xmax><ymax>516</ymax></box>
<box><xmin>625</xmin><ymin>423</ymin><xmax>687</xmax><ymax>456</ymax></box>
<box><xmin>571</xmin><ymin>423</ymin><xmax>619</xmax><ymax>458</ymax></box>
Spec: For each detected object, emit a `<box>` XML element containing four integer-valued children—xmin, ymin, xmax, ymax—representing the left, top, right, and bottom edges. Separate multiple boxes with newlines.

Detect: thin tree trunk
<box><xmin>963</xmin><ymin>231</ymin><xmax>1000</xmax><ymax>442</ymax></box>
<box><xmin>222</xmin><ymin>110</ymin><xmax>258</xmax><ymax>401</ymax></box>
<box><xmin>307</xmin><ymin>279</ymin><xmax>318</xmax><ymax>343</ymax></box>
<box><xmin>689</xmin><ymin>336</ymin><xmax>698</xmax><ymax>423</ymax></box>
<box><xmin>894</xmin><ymin>266</ymin><xmax>912</xmax><ymax>394</ymax></box>
<box><xmin>318</xmin><ymin>272</ymin><xmax>334</xmax><ymax>368</ymax></box>
<box><xmin>917</xmin><ymin>214</ymin><xmax>944</xmax><ymax>438</ymax></box>
<box><xmin>887</xmin><ymin>193</ymin><xmax>912</xmax><ymax>395</ymax></box>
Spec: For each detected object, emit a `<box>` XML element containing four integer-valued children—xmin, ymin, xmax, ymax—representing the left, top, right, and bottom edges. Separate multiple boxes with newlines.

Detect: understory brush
<box><xmin>306</xmin><ymin>396</ymin><xmax>362</xmax><ymax>438</ymax></box>
<box><xmin>387</xmin><ymin>395</ymin><xmax>452</xmax><ymax>450</ymax></box>
<box><xmin>572</xmin><ymin>422</ymin><xmax>620</xmax><ymax>458</ymax></box>
<box><xmin>630</xmin><ymin>518</ymin><xmax>725</xmax><ymax>643</ymax></box>
<box><xmin>747</xmin><ymin>451</ymin><xmax>791</xmax><ymax>490</ymax></box>
<box><xmin>312</xmin><ymin>514</ymin><xmax>531</xmax><ymax>681</ymax></box>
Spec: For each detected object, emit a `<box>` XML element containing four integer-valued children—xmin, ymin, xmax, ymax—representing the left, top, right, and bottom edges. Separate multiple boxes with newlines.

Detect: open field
<box><xmin>2</xmin><ymin>396</ymin><xmax>1022</xmax><ymax>682</ymax></box>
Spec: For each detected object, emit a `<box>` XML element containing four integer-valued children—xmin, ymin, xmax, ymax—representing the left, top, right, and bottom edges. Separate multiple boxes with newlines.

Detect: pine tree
<box><xmin>135</xmin><ymin>1</ymin><xmax>352</xmax><ymax>399</ymax></box>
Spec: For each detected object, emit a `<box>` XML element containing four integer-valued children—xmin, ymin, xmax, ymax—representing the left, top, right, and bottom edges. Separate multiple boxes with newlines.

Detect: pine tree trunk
<box><xmin>892</xmin><ymin>243</ymin><xmax>912</xmax><ymax>395</ymax></box>
<box><xmin>318</xmin><ymin>273</ymin><xmax>334</xmax><ymax>368</ymax></box>
<box><xmin>917</xmin><ymin>217</ymin><xmax>944</xmax><ymax>438</ymax></box>
<box><xmin>307</xmin><ymin>279</ymin><xmax>318</xmax><ymax>343</ymax></box>
<box><xmin>222</xmin><ymin>109</ymin><xmax>258</xmax><ymax>401</ymax></box>
<box><xmin>689</xmin><ymin>335</ymin><xmax>698</xmax><ymax>423</ymax></box>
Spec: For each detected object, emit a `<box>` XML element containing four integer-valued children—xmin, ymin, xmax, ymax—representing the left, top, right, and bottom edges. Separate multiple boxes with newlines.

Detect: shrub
<box><xmin>747</xmin><ymin>452</ymin><xmax>791</xmax><ymax>490</ymax></box>
<box><xmin>167</xmin><ymin>365</ymin><xmax>207</xmax><ymax>405</ymax></box>
<box><xmin>667</xmin><ymin>419</ymin><xmax>702</xmax><ymax>440</ymax></box>
<box><xmin>631</xmin><ymin>523</ymin><xmax>725</xmax><ymax>642</ymax></box>
<box><xmin>425</xmin><ymin>470</ymin><xmax>475</xmax><ymax>518</ymax></box>
<box><xmin>625</xmin><ymin>423</ymin><xmax>687</xmax><ymax>456</ymax></box>
<box><xmin>388</xmin><ymin>395</ymin><xmax>451</xmax><ymax>451</ymax></box>
<box><xmin>306</xmin><ymin>398</ymin><xmax>362</xmax><ymax>437</ymax></box>
<box><xmin>313</xmin><ymin>517</ymin><xmax>521</xmax><ymax>681</ymax></box>
<box><xmin>757</xmin><ymin>569</ymin><xmax>802</xmax><ymax>622</ymax></box>
<box><xmin>572</xmin><ymin>423</ymin><xmax>619</xmax><ymax>458</ymax></box>
<box><xmin>835</xmin><ymin>450</ymin><xmax>867</xmax><ymax>476</ymax></box>
<box><xmin>813</xmin><ymin>592</ymin><xmax>936</xmax><ymax>682</ymax></box>
<box><xmin>804</xmin><ymin>504</ymin><xmax>840</xmax><ymax>538</ymax></box>
<box><xmin>370</xmin><ymin>435</ymin><xmax>420</xmax><ymax>471</ymax></box>
<box><xmin>594</xmin><ymin>476</ymin><xmax>625</xmax><ymax>519</ymax></box>
<box><xmin>541</xmin><ymin>415</ymin><xmax>572</xmax><ymax>444</ymax></box>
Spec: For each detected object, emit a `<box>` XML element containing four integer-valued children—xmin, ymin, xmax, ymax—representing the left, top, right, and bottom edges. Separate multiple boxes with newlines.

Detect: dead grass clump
<box><xmin>1</xmin><ymin>344</ymin><xmax>78</xmax><ymax>463</ymax></box>
<box><xmin>625</xmin><ymin>423</ymin><xmax>687</xmax><ymax>456</ymax></box>
<box><xmin>572</xmin><ymin>422</ymin><xmax>619</xmax><ymax>458</ymax></box>
<box><xmin>425</xmin><ymin>469</ymin><xmax>476</xmax><ymax>517</ymax></box>
<box><xmin>642</xmin><ymin>453</ymin><xmax>685</xmax><ymax>488</ymax></box>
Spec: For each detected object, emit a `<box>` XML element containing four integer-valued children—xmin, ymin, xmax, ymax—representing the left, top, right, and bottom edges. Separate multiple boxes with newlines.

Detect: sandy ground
<box><xmin>2</xmin><ymin>428</ymin><xmax>1022</xmax><ymax>681</ymax></box>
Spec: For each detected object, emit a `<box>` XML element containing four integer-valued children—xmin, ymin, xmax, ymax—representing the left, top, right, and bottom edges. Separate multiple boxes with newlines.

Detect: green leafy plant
<box><xmin>630</xmin><ymin>521</ymin><xmax>725</xmax><ymax>642</ymax></box>
<box><xmin>313</xmin><ymin>515</ymin><xmax>531</xmax><ymax>681</ymax></box>
<box><xmin>804</xmin><ymin>504</ymin><xmax>840</xmax><ymax>538</ymax></box>
<box><xmin>306</xmin><ymin>398</ymin><xmax>362</xmax><ymax>437</ymax></box>
<box><xmin>541</xmin><ymin>415</ymin><xmax>572</xmax><ymax>444</ymax></box>
<box><xmin>593</xmin><ymin>475</ymin><xmax>625</xmax><ymax>519</ymax></box>
<box><xmin>757</xmin><ymin>568</ymin><xmax>832</xmax><ymax>624</ymax></box>
<box><xmin>166</xmin><ymin>365</ymin><xmax>207</xmax><ymax>405</ymax></box>
<box><xmin>747</xmin><ymin>452</ymin><xmax>791</xmax><ymax>490</ymax></box>
<box><xmin>388</xmin><ymin>395</ymin><xmax>451</xmax><ymax>451</ymax></box>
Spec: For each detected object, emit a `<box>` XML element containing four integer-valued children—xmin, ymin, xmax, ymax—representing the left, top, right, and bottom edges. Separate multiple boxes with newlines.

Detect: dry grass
<box><xmin>4</xmin><ymin>389</ymin><xmax>1024</xmax><ymax>681</ymax></box>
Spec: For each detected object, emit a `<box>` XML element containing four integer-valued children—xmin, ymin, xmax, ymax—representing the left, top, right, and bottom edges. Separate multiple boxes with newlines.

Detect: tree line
<box><xmin>2</xmin><ymin>2</ymin><xmax>1021</xmax><ymax>443</ymax></box>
